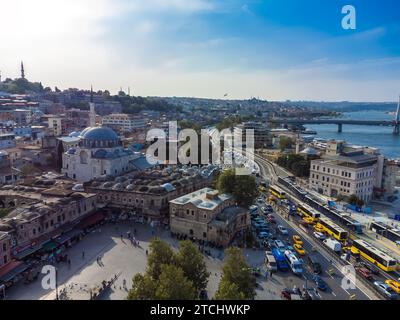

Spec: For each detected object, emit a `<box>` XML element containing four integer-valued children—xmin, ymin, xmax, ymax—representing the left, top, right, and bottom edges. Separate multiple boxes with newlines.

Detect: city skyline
<box><xmin>1</xmin><ymin>0</ymin><xmax>400</xmax><ymax>101</ymax></box>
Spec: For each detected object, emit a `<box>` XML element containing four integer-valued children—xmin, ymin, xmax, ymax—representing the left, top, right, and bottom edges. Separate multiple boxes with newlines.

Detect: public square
<box><xmin>5</xmin><ymin>221</ymin><xmax>282</xmax><ymax>300</ymax></box>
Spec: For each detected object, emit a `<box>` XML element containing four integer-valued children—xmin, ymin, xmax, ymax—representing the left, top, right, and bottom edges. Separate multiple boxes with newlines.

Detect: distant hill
<box><xmin>0</xmin><ymin>78</ymin><xmax>44</xmax><ymax>94</ymax></box>
<box><xmin>280</xmin><ymin>101</ymin><xmax>397</xmax><ymax>112</ymax></box>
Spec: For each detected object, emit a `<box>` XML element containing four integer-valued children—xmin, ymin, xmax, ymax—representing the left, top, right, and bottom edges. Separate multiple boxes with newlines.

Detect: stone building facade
<box><xmin>169</xmin><ymin>188</ymin><xmax>250</xmax><ymax>247</ymax></box>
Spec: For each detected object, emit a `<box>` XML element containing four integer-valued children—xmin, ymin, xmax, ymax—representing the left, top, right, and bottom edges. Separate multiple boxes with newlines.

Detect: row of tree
<box><xmin>127</xmin><ymin>239</ymin><xmax>257</xmax><ymax>300</ymax></box>
<box><xmin>276</xmin><ymin>153</ymin><xmax>312</xmax><ymax>177</ymax></box>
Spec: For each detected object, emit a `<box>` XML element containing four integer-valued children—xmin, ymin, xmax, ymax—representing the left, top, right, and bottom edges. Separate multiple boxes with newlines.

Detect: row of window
<box><xmin>312</xmin><ymin>165</ymin><xmax>353</xmax><ymax>178</ymax></box>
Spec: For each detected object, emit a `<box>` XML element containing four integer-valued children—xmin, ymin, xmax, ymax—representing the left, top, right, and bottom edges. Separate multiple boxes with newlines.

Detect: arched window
<box><xmin>80</xmin><ymin>151</ymin><xmax>88</xmax><ymax>164</ymax></box>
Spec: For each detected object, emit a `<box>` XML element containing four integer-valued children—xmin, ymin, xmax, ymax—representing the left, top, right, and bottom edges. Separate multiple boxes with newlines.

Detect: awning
<box><xmin>55</xmin><ymin>229</ymin><xmax>83</xmax><ymax>245</ymax></box>
<box><xmin>41</xmin><ymin>240</ymin><xmax>58</xmax><ymax>252</ymax></box>
<box><xmin>0</xmin><ymin>261</ymin><xmax>29</xmax><ymax>283</ymax></box>
<box><xmin>76</xmin><ymin>212</ymin><xmax>105</xmax><ymax>229</ymax></box>
<box><xmin>13</xmin><ymin>243</ymin><xmax>42</xmax><ymax>260</ymax></box>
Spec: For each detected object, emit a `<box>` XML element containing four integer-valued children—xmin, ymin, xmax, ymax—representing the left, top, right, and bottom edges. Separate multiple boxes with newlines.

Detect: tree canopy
<box><xmin>127</xmin><ymin>238</ymin><xmax>210</xmax><ymax>300</ymax></box>
<box><xmin>216</xmin><ymin>169</ymin><xmax>258</xmax><ymax>207</ymax></box>
<box><xmin>216</xmin><ymin>247</ymin><xmax>256</xmax><ymax>300</ymax></box>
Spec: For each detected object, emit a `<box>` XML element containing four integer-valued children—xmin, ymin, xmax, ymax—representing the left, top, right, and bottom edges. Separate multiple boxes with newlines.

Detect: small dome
<box><xmin>69</xmin><ymin>131</ymin><xmax>81</xmax><ymax>138</ymax></box>
<box><xmin>80</xmin><ymin>126</ymin><xmax>118</xmax><ymax>141</ymax></box>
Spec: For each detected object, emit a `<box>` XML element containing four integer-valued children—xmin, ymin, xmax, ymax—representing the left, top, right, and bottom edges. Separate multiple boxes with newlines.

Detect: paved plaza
<box><xmin>5</xmin><ymin>222</ymin><xmax>282</xmax><ymax>300</ymax></box>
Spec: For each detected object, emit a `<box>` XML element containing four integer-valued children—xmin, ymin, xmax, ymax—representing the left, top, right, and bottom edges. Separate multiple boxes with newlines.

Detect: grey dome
<box><xmin>80</xmin><ymin>126</ymin><xmax>118</xmax><ymax>141</ymax></box>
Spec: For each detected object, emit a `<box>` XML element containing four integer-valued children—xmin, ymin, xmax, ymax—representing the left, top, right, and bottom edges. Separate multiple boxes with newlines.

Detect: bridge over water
<box><xmin>269</xmin><ymin>98</ymin><xmax>400</xmax><ymax>135</ymax></box>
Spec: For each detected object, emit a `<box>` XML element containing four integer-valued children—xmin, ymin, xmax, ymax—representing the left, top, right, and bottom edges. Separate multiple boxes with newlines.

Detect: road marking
<box><xmin>332</xmin><ymin>292</ymin><xmax>337</xmax><ymax>297</ymax></box>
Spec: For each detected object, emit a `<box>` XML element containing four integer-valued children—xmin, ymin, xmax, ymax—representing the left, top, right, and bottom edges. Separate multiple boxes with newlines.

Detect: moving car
<box><xmin>323</xmin><ymin>238</ymin><xmax>342</xmax><ymax>253</ymax></box>
<box><xmin>355</xmin><ymin>267</ymin><xmax>374</xmax><ymax>281</ymax></box>
<box><xmin>357</xmin><ymin>261</ymin><xmax>380</xmax><ymax>275</ymax></box>
<box><xmin>292</xmin><ymin>235</ymin><xmax>303</xmax><ymax>245</ymax></box>
<box><xmin>312</xmin><ymin>275</ymin><xmax>328</xmax><ymax>291</ymax></box>
<box><xmin>385</xmin><ymin>280</ymin><xmax>400</xmax><ymax>294</ymax></box>
<box><xmin>307</xmin><ymin>256</ymin><xmax>322</xmax><ymax>274</ymax></box>
<box><xmin>293</xmin><ymin>244</ymin><xmax>306</xmax><ymax>256</ymax></box>
<box><xmin>313</xmin><ymin>232</ymin><xmax>326</xmax><ymax>240</ymax></box>
<box><xmin>303</xmin><ymin>216</ymin><xmax>315</xmax><ymax>225</ymax></box>
<box><xmin>373</xmin><ymin>281</ymin><xmax>398</xmax><ymax>300</ymax></box>
<box><xmin>277</xmin><ymin>225</ymin><xmax>289</xmax><ymax>236</ymax></box>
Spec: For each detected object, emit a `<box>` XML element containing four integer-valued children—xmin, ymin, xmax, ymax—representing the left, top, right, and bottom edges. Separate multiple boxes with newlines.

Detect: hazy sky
<box><xmin>1</xmin><ymin>0</ymin><xmax>400</xmax><ymax>101</ymax></box>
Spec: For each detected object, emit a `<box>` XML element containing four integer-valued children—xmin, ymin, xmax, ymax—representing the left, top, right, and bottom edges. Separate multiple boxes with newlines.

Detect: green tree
<box><xmin>218</xmin><ymin>247</ymin><xmax>256</xmax><ymax>300</ymax></box>
<box><xmin>233</xmin><ymin>175</ymin><xmax>258</xmax><ymax>207</ymax></box>
<box><xmin>127</xmin><ymin>273</ymin><xmax>157</xmax><ymax>300</ymax></box>
<box><xmin>147</xmin><ymin>238</ymin><xmax>174</xmax><ymax>280</ymax></box>
<box><xmin>215</xmin><ymin>169</ymin><xmax>236</xmax><ymax>194</ymax></box>
<box><xmin>216</xmin><ymin>169</ymin><xmax>258</xmax><ymax>207</ymax></box>
<box><xmin>155</xmin><ymin>264</ymin><xmax>197</xmax><ymax>300</ymax></box>
<box><xmin>215</xmin><ymin>279</ymin><xmax>246</xmax><ymax>300</ymax></box>
<box><xmin>279</xmin><ymin>136</ymin><xmax>294</xmax><ymax>151</ymax></box>
<box><xmin>348</xmin><ymin>194</ymin><xmax>358</xmax><ymax>206</ymax></box>
<box><xmin>175</xmin><ymin>240</ymin><xmax>210</xmax><ymax>292</ymax></box>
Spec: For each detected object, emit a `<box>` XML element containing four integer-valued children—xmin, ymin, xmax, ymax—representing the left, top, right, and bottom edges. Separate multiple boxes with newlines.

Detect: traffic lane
<box><xmin>253</xmin><ymin>206</ymin><xmax>343</xmax><ymax>299</ymax></box>
<box><xmin>268</xmin><ymin>208</ymin><xmax>370</xmax><ymax>300</ymax></box>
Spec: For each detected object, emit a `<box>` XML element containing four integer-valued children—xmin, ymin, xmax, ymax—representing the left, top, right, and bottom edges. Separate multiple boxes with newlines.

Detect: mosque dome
<box><xmin>80</xmin><ymin>126</ymin><xmax>119</xmax><ymax>141</ymax></box>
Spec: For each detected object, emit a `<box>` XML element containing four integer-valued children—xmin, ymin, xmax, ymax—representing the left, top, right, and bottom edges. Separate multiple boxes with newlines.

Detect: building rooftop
<box><xmin>170</xmin><ymin>187</ymin><xmax>232</xmax><ymax>210</ymax></box>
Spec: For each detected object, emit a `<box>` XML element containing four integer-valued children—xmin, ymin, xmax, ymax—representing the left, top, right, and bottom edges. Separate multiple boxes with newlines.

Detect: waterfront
<box><xmin>305</xmin><ymin>110</ymin><xmax>400</xmax><ymax>158</ymax></box>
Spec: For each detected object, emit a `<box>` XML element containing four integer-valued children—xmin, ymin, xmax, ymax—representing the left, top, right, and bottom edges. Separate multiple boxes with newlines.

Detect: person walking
<box><xmin>82</xmin><ymin>251</ymin><xmax>85</xmax><ymax>259</ymax></box>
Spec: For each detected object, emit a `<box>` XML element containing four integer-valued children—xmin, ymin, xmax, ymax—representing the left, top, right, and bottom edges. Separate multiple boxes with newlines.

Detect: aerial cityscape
<box><xmin>1</xmin><ymin>0</ymin><xmax>400</xmax><ymax>309</ymax></box>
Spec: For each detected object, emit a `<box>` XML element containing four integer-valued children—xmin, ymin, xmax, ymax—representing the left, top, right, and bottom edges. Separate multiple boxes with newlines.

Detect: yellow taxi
<box><xmin>294</xmin><ymin>244</ymin><xmax>306</xmax><ymax>256</ymax></box>
<box><xmin>314</xmin><ymin>224</ymin><xmax>324</xmax><ymax>233</ymax></box>
<box><xmin>292</xmin><ymin>235</ymin><xmax>303</xmax><ymax>245</ymax></box>
<box><xmin>385</xmin><ymin>280</ymin><xmax>400</xmax><ymax>294</ymax></box>
<box><xmin>303</xmin><ymin>216</ymin><xmax>315</xmax><ymax>225</ymax></box>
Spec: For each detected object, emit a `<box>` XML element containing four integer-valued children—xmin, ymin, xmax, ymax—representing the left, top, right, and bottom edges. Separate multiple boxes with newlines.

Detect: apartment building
<box><xmin>102</xmin><ymin>113</ymin><xmax>147</xmax><ymax>133</ymax></box>
<box><xmin>234</xmin><ymin>121</ymin><xmax>271</xmax><ymax>148</ymax></box>
<box><xmin>309</xmin><ymin>140</ymin><xmax>379</xmax><ymax>203</ymax></box>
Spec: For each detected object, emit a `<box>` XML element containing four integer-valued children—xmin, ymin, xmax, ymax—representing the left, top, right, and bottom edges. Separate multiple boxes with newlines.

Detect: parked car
<box><xmin>277</xmin><ymin>225</ymin><xmax>289</xmax><ymax>236</ymax></box>
<box><xmin>274</xmin><ymin>239</ymin><xmax>286</xmax><ymax>251</ymax></box>
<box><xmin>267</xmin><ymin>214</ymin><xmax>276</xmax><ymax>223</ymax></box>
<box><xmin>313</xmin><ymin>232</ymin><xmax>326</xmax><ymax>240</ymax></box>
<box><xmin>258</xmin><ymin>231</ymin><xmax>271</xmax><ymax>239</ymax></box>
<box><xmin>373</xmin><ymin>281</ymin><xmax>398</xmax><ymax>300</ymax></box>
<box><xmin>355</xmin><ymin>267</ymin><xmax>374</xmax><ymax>281</ymax></box>
<box><xmin>312</xmin><ymin>275</ymin><xmax>328</xmax><ymax>291</ymax></box>
<box><xmin>249</xmin><ymin>205</ymin><xmax>258</xmax><ymax>212</ymax></box>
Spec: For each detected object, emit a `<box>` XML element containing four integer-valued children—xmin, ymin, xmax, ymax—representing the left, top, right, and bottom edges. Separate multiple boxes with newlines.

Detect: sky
<box><xmin>1</xmin><ymin>0</ymin><xmax>400</xmax><ymax>101</ymax></box>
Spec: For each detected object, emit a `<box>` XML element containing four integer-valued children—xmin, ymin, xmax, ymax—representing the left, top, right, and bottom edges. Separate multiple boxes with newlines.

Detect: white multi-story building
<box><xmin>102</xmin><ymin>113</ymin><xmax>146</xmax><ymax>133</ymax></box>
<box><xmin>309</xmin><ymin>140</ymin><xmax>379</xmax><ymax>203</ymax></box>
